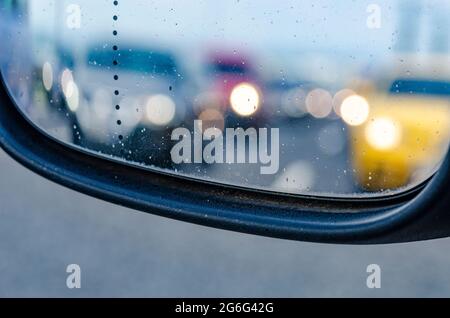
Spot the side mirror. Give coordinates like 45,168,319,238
1,0,450,244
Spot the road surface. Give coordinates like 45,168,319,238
1,149,450,297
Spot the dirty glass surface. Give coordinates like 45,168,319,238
1,0,449,197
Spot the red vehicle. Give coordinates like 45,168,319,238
195,51,265,127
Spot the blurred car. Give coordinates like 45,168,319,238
349,76,450,191
70,43,192,167
194,51,265,128
1,1,78,142
264,80,317,122
34,45,77,113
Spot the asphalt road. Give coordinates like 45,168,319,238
1,149,450,297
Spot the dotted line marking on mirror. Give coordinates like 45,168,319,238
112,0,123,144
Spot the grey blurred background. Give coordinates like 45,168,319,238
1,149,450,297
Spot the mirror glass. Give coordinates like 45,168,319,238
1,0,449,197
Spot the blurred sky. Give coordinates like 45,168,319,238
27,0,448,54
23,0,449,84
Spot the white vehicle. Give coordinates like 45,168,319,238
68,43,194,166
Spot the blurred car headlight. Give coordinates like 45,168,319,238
305,88,333,119
230,83,260,117
60,68,79,112
65,82,79,112
145,94,176,126
332,88,356,117
42,62,53,92
365,117,402,150
61,69,74,97
341,95,370,126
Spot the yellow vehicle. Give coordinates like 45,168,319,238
350,77,450,192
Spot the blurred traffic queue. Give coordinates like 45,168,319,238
345,56,450,191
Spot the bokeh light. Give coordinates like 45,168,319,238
365,117,402,150
230,83,260,117
341,95,370,126
305,88,333,119
145,94,176,126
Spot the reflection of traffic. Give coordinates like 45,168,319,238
67,44,194,167
350,64,450,191
1,0,449,195
32,45,450,193
0,0,33,108
196,52,264,126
